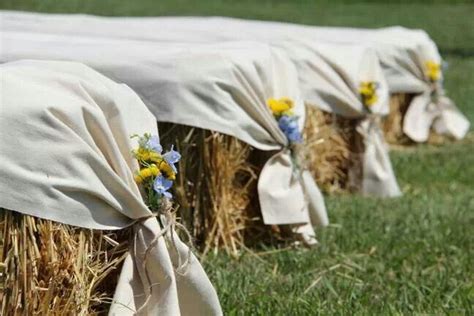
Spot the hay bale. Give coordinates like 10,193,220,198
383,93,452,146
0,209,129,314
159,123,288,256
158,105,371,254
0,123,295,313
163,106,366,204
303,105,364,194
382,93,414,145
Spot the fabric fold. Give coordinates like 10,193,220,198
300,169,329,227
110,218,222,315
257,150,309,225
432,96,470,140
358,117,402,197
404,90,470,142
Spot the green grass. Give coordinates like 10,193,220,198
444,56,474,122
2,0,473,314
204,137,474,314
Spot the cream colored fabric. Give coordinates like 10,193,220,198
3,11,465,141
0,60,222,315
305,26,470,142
280,41,401,197
358,117,401,197
0,31,329,234
0,11,400,198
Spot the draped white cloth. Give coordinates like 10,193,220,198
0,30,329,238
3,11,466,141
282,42,401,197
0,11,400,197
304,25,471,142
0,60,222,315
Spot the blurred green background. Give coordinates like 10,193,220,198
1,1,472,314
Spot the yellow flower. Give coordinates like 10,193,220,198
267,97,294,116
134,147,162,163
133,147,177,182
135,164,160,183
364,94,378,106
426,61,441,82
359,81,378,107
158,161,176,180
145,155,176,180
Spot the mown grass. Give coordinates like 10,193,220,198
2,0,473,314
204,133,474,314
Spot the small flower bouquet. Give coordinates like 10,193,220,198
425,60,443,101
132,133,181,211
359,81,379,111
425,60,441,83
267,97,303,145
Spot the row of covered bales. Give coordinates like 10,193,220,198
0,11,470,315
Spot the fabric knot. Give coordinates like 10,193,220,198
133,200,194,314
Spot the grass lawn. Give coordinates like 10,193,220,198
2,0,473,314
205,136,474,314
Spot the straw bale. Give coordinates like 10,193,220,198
159,124,256,256
382,93,414,145
0,209,129,315
159,108,367,255
303,105,364,194
159,123,302,256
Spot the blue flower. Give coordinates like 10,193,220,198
287,128,303,143
146,135,163,153
278,115,302,144
163,145,181,174
153,174,173,199
278,115,298,131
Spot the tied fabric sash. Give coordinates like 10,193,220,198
357,116,402,198
258,148,329,229
110,216,221,315
404,88,470,143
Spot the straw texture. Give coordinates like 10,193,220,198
383,93,414,145
159,123,312,256
303,105,364,194
159,123,264,256
0,209,129,315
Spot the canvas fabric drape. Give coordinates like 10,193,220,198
0,11,401,197
306,25,470,142
3,11,465,141
0,31,329,235
276,41,401,197
0,60,222,315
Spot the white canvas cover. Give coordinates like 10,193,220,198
0,60,222,315
300,25,471,143
0,11,400,198
2,11,466,142
0,31,329,238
